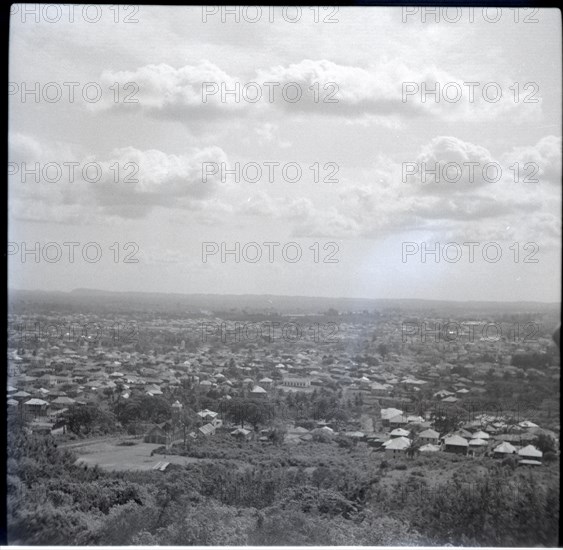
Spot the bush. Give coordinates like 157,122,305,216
502,456,518,470
394,463,407,471
544,451,557,463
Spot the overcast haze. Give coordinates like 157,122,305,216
8,6,562,302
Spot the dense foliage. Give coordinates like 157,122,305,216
7,427,559,546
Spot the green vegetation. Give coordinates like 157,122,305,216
7,426,559,546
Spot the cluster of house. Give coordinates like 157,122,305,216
6,310,559,450
368,407,549,466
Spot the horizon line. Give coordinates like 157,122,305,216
7,287,562,306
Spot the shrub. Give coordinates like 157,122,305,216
544,451,557,463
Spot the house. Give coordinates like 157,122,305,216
418,428,440,444
468,438,488,454
51,396,76,409
518,445,542,465
441,396,459,404
443,435,469,455
471,430,490,440
12,390,31,401
380,408,403,427
22,398,48,420
383,436,411,458
199,423,216,436
250,385,267,398
197,409,218,421
389,414,408,428
282,377,311,389
493,441,517,458
256,376,271,388
519,420,539,429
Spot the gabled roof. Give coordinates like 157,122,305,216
390,428,410,437
471,430,490,440
24,398,48,406
441,396,458,403
197,409,217,418
519,420,539,429
384,436,411,450
199,423,215,435
518,445,542,458
494,442,517,454
381,408,403,420
52,396,75,404
444,435,469,447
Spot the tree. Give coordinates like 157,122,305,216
269,423,287,446
534,433,557,454
179,409,199,449
64,405,115,435
377,343,389,360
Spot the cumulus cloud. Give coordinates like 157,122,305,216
90,59,541,128
8,134,232,222
273,135,560,245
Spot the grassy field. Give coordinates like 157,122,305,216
73,439,201,471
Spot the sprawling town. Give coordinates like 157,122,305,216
6,289,560,545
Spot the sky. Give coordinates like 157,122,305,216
8,6,562,302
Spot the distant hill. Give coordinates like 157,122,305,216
8,288,561,316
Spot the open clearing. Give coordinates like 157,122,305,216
73,439,201,471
